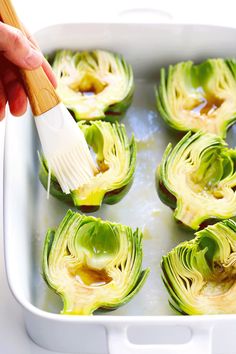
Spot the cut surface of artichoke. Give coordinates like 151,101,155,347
39,120,136,211
157,131,236,230
43,210,149,315
156,58,236,137
51,50,134,121
161,219,236,315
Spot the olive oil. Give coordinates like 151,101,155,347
74,265,112,287
191,88,223,116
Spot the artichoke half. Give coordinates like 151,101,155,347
51,50,134,121
162,219,236,315
156,58,236,137
157,131,236,230
43,210,149,315
39,121,136,212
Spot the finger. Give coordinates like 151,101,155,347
0,22,43,69
21,24,39,49
0,57,27,116
0,79,7,120
7,79,27,116
23,25,57,87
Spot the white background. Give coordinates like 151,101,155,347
1,0,236,353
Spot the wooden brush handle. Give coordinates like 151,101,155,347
0,0,60,116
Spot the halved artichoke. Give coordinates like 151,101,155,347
43,210,149,315
39,120,136,212
162,219,236,315
51,50,134,121
156,131,236,230
156,58,236,137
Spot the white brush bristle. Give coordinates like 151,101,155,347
35,103,98,194
48,144,97,194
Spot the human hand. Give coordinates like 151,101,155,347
0,22,57,120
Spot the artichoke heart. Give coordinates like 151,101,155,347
162,219,236,315
43,210,149,315
39,121,136,211
156,131,236,230
156,58,236,137
51,50,134,121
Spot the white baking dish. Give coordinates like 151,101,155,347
4,23,236,354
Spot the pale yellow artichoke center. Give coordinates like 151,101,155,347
69,73,107,96
185,88,224,118
68,264,112,287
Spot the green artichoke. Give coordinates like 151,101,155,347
156,131,236,230
43,210,149,315
162,219,236,315
156,58,236,137
51,50,134,121
39,120,136,212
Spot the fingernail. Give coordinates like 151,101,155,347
24,48,43,68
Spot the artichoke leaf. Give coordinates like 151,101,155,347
161,219,236,315
156,58,236,137
43,210,149,315
157,131,236,230
39,120,136,211
51,50,134,121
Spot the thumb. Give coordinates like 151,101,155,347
0,22,43,69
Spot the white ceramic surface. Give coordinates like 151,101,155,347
4,22,236,354
2,1,236,353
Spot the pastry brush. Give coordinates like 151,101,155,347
0,0,97,194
